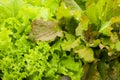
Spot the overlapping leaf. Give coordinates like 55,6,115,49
29,18,63,42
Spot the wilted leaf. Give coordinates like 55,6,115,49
29,18,63,42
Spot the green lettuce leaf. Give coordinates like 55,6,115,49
85,0,120,26
0,30,12,51
59,56,83,80
62,0,82,11
0,0,23,19
75,47,95,62
99,16,120,36
86,1,100,26
76,15,89,36
56,2,71,19
61,33,81,51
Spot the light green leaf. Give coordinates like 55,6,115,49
62,37,81,51
99,21,112,36
23,0,43,6
115,41,120,51
17,5,41,20
76,15,89,36
0,0,23,18
56,2,71,19
60,56,82,71
101,0,119,21
75,47,95,62
110,32,118,43
59,56,83,80
62,0,82,11
99,16,120,36
96,0,106,20
86,2,100,25
43,0,60,14
86,39,101,47
0,30,12,50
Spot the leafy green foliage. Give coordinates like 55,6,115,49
0,0,120,80
0,0,23,19
0,29,11,51
75,47,95,62
0,0,83,80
